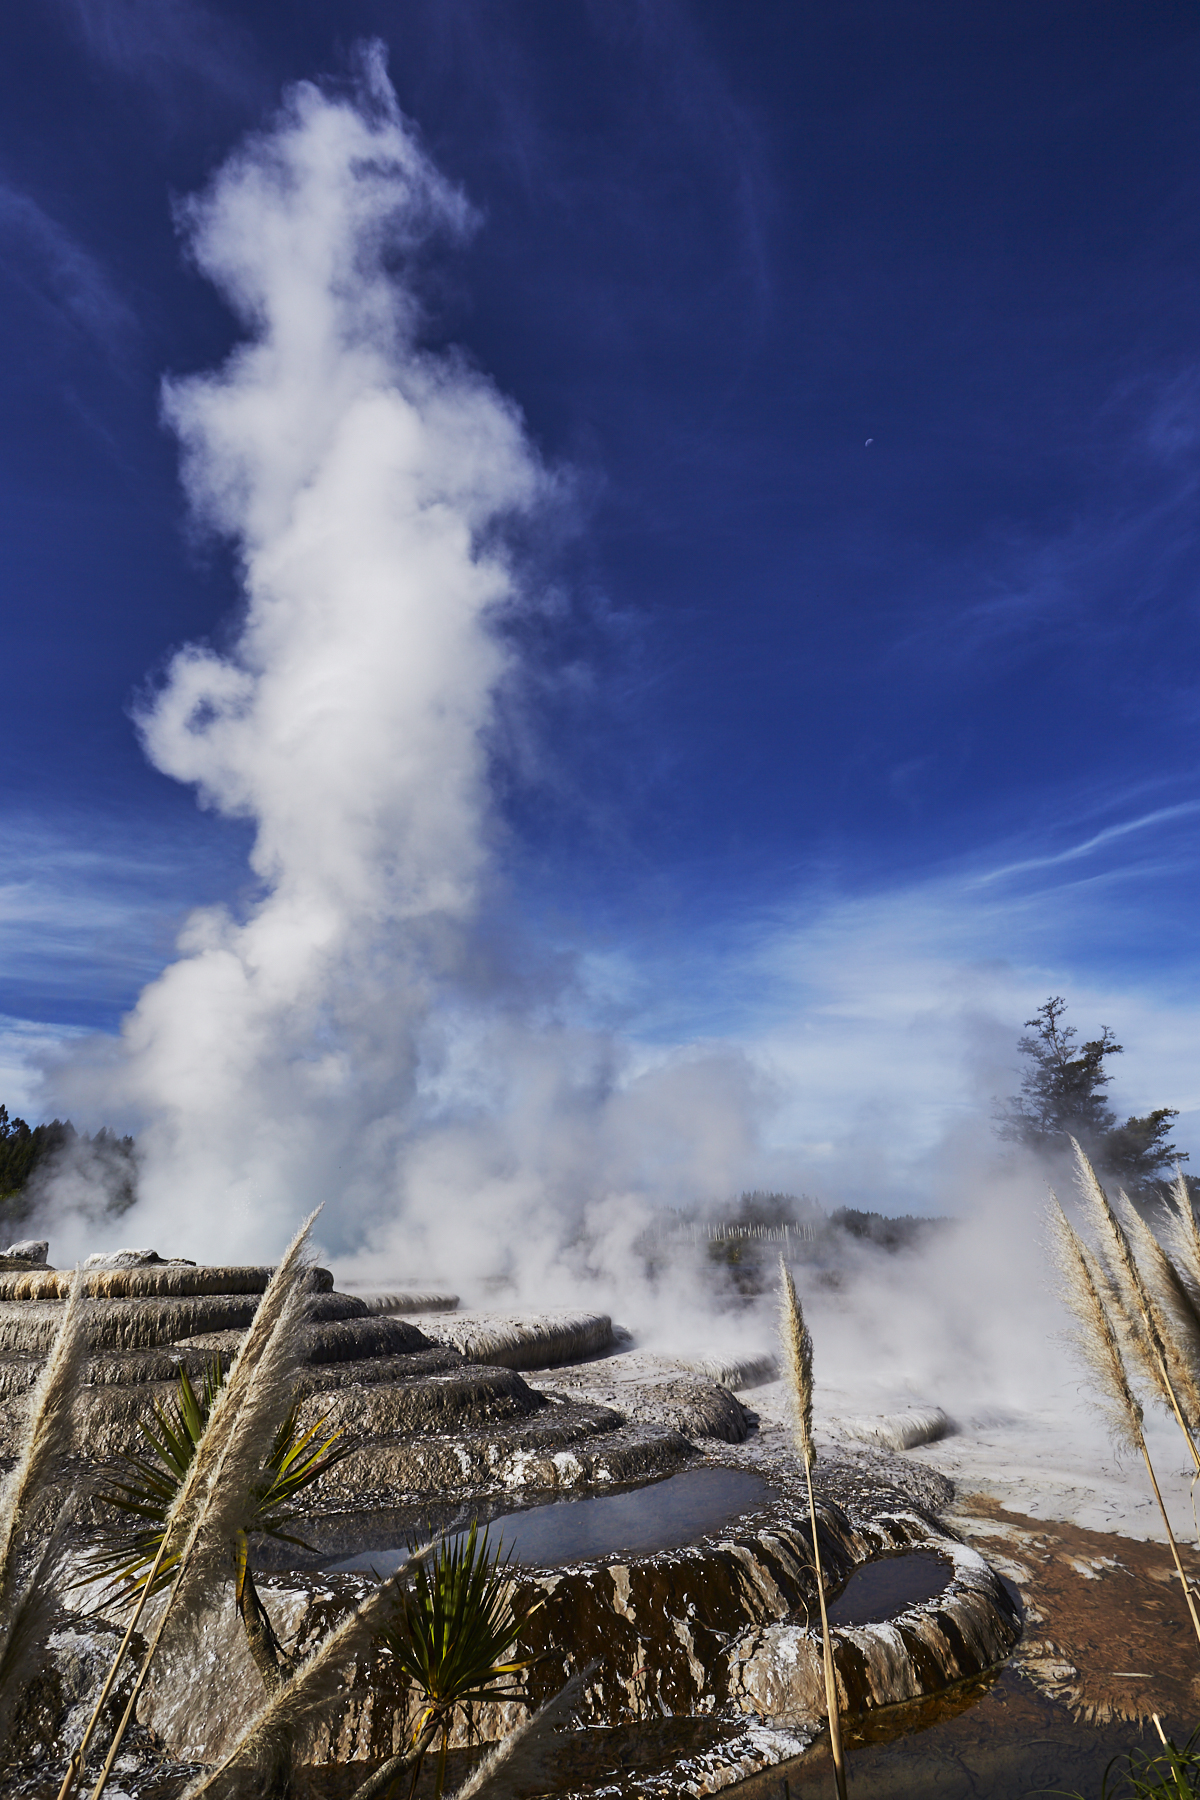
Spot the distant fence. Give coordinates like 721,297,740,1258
648,1220,818,1248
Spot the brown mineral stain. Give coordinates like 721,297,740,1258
951,1495,1200,1724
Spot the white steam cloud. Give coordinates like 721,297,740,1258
84,49,540,1259
39,46,776,1279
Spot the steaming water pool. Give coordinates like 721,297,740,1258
326,1465,774,1573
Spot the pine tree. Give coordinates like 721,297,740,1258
996,997,1188,1193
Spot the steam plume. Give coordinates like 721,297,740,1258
85,44,547,1261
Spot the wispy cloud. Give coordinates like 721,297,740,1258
0,182,137,354
594,0,774,313
973,799,1200,885
50,0,257,110
0,810,251,1025
556,788,1200,1216
0,1017,89,1120
886,353,1200,682
726,887,1200,1209
405,0,773,324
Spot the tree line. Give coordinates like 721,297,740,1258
0,1105,137,1233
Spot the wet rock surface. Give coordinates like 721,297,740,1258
535,1361,754,1444
731,1665,1189,1800
409,1311,616,1370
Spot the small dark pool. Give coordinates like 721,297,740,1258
826,1550,952,1626
327,1465,774,1576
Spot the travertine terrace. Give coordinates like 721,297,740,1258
0,1251,1022,1794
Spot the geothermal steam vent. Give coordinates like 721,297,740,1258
0,1253,1021,1790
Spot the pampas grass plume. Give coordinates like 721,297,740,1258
179,1548,430,1800
1164,1169,1200,1309
165,1210,319,1548
1113,1188,1200,1438
170,1270,315,1627
0,1277,88,1766
86,1214,322,1798
1050,1193,1200,1653
0,1271,87,1590
778,1257,815,1470
1069,1144,1190,1430
0,1496,79,1748
1050,1198,1144,1451
776,1258,847,1799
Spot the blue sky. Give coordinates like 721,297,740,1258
5,3,1200,1235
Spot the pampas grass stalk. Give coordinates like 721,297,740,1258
778,1258,848,1800
0,1498,79,1749
1071,1142,1200,1473
54,1533,173,1800
86,1212,320,1800
0,1275,88,1753
1165,1171,1200,1307
1114,1188,1200,1444
1050,1198,1200,1651
178,1547,430,1800
0,1272,87,1593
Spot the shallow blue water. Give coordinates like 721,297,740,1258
826,1550,951,1626
328,1464,774,1574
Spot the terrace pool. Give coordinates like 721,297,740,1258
327,1463,775,1574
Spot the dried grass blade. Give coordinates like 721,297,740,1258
449,1664,594,1800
